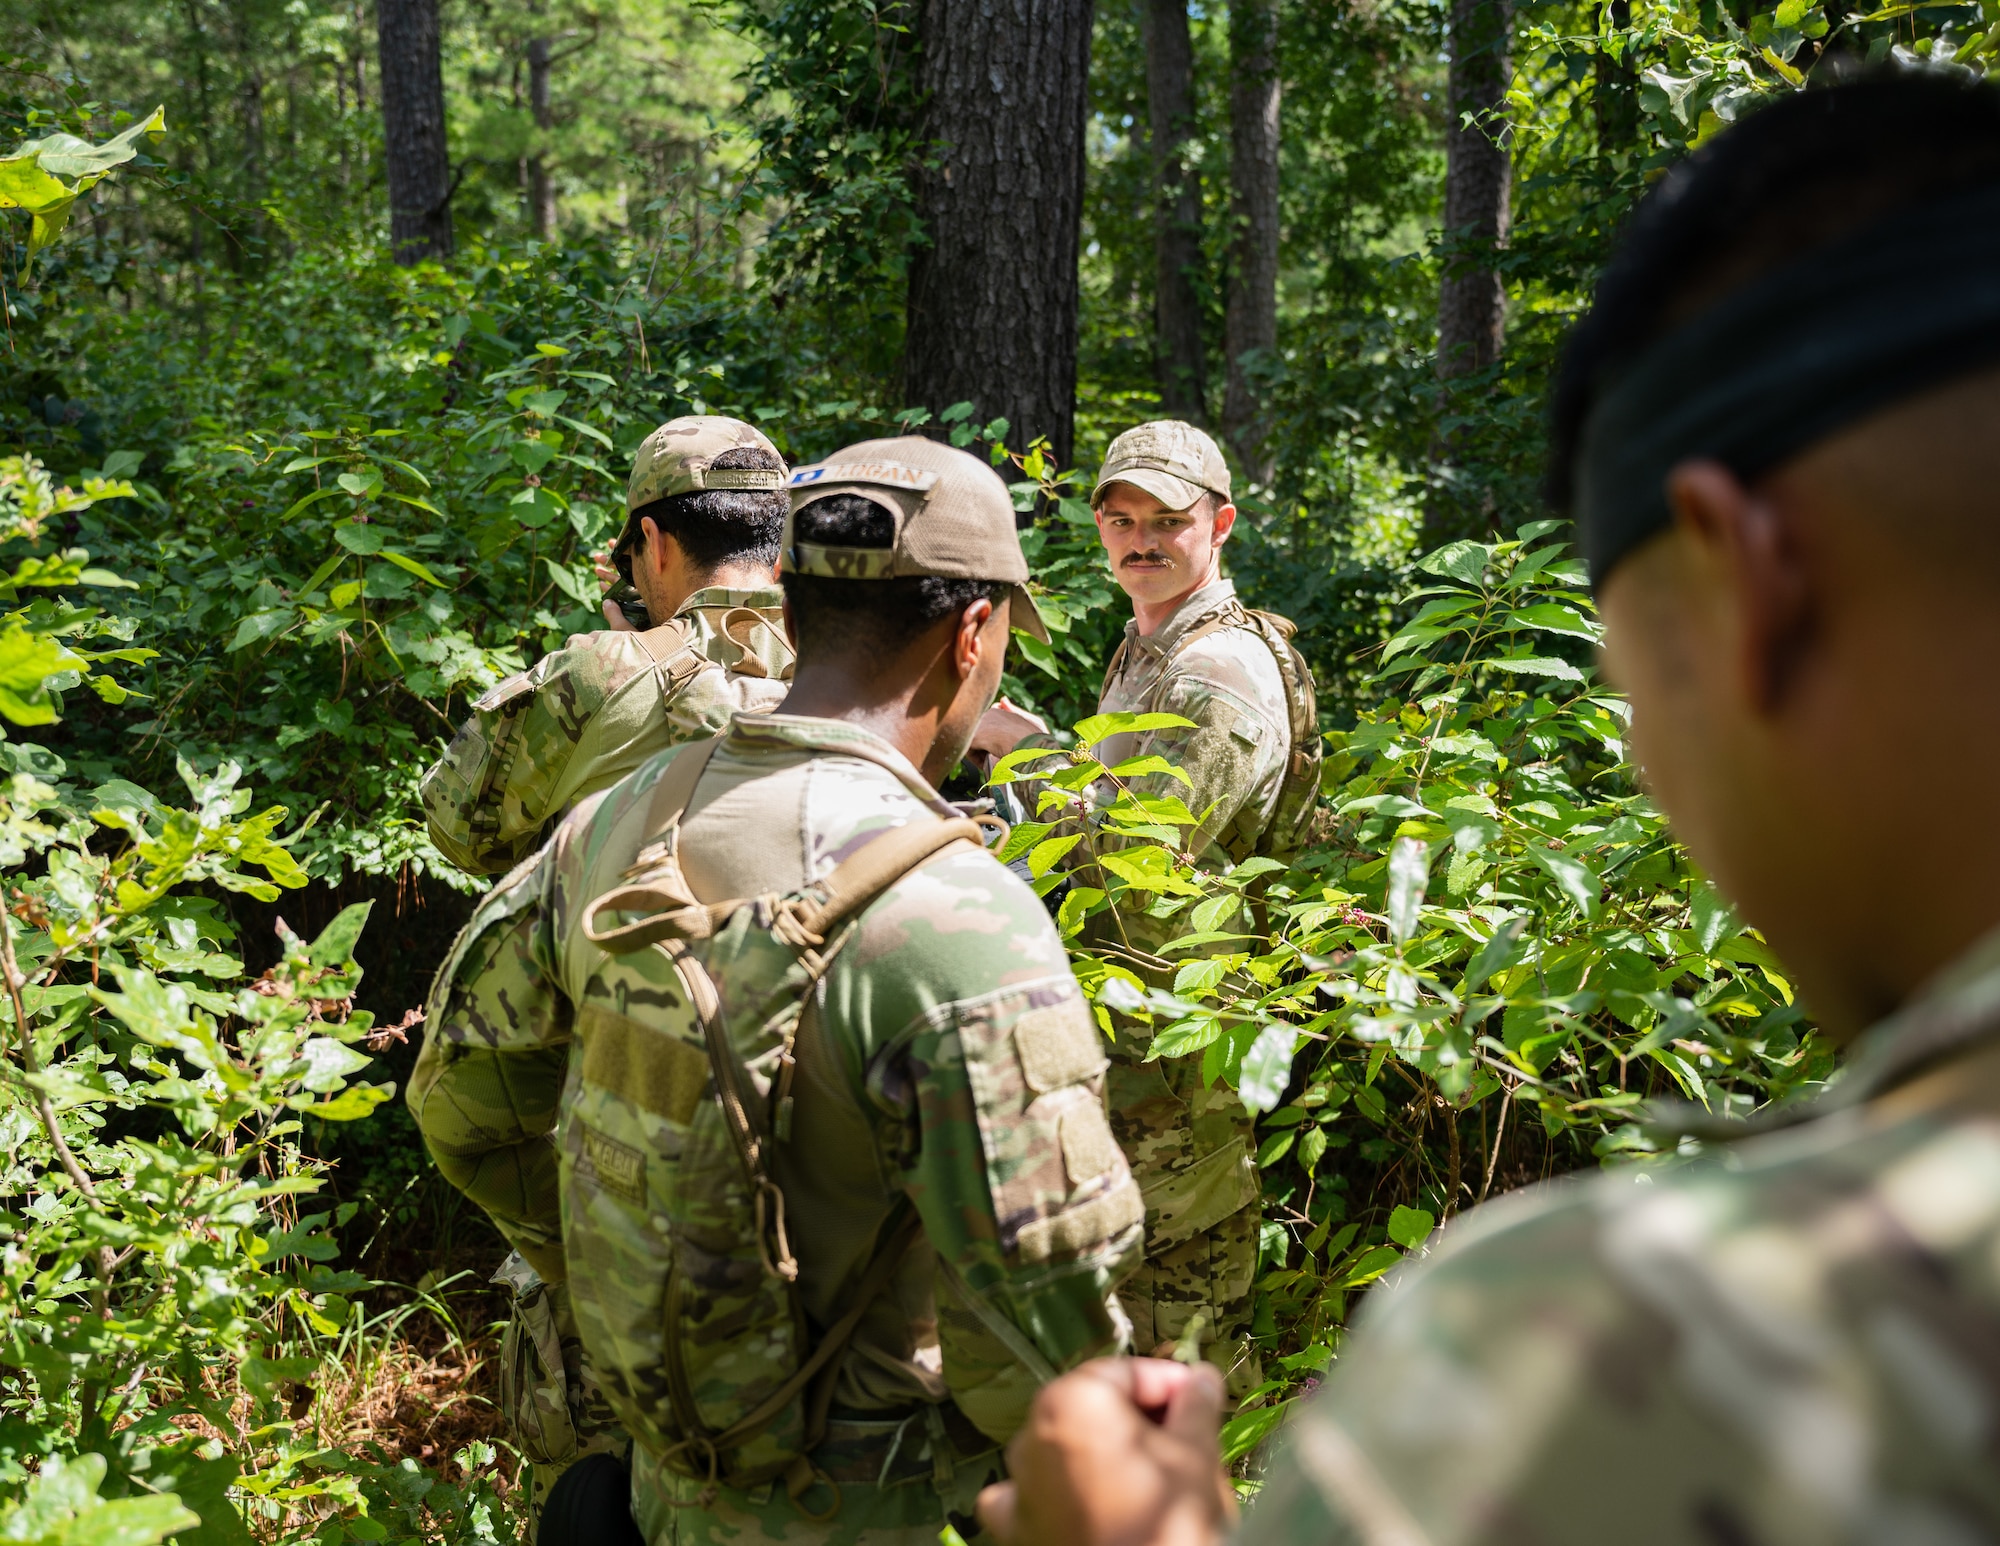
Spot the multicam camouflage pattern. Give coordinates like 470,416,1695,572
626,416,784,511
411,712,1142,1543
1244,934,2000,1546
1093,578,1294,871
785,543,901,579
633,1407,1003,1544
493,1250,629,1517
420,587,792,875
1072,579,1303,1387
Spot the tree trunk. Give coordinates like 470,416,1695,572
1144,0,1205,422
527,32,556,240
1594,0,1637,155
1436,0,1511,379
376,0,454,265
903,0,1095,470
1222,0,1280,484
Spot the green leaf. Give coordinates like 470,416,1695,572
1386,836,1429,943
989,745,1066,784
1239,1022,1299,1115
512,438,559,475
523,389,569,418
333,523,384,555
380,549,446,586
336,470,381,499
1529,845,1601,919
1106,754,1192,787
1387,1204,1436,1249
1339,1243,1404,1288
275,486,344,522
1415,540,1492,585
0,622,77,723
1489,654,1585,683
1073,711,1196,749
1027,833,1083,877
226,608,291,654
1691,881,1739,953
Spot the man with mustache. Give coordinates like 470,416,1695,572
973,422,1321,1399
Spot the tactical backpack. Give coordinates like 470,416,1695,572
1099,599,1322,861
572,737,1002,1514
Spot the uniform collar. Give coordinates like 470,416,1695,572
677,584,785,615
720,711,954,814
1125,577,1237,657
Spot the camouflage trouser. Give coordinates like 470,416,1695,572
494,1252,631,1525
630,1405,1002,1546
1104,1039,1264,1398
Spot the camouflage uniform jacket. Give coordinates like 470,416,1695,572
420,585,792,874
1093,578,1294,870
409,713,1143,1491
1244,931,2000,1545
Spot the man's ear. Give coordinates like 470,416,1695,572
639,516,676,580
1210,501,1237,547
952,596,998,681
1664,459,1813,716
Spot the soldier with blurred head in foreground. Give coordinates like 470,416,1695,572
978,73,2000,1546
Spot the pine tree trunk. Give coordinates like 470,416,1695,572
1436,0,1511,379
1145,0,1205,423
903,0,1096,470
1594,0,1637,154
376,0,454,265
1222,0,1280,484
527,32,556,239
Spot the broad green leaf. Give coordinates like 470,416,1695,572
989,745,1066,785
336,470,381,499
1027,833,1083,877
1504,603,1598,640
523,389,569,417
1073,711,1195,749
0,622,77,723
1415,540,1492,585
512,438,558,475
1528,845,1601,919
1490,654,1585,683
308,901,374,968
1106,754,1192,787
333,523,384,555
226,609,291,654
380,549,445,586
1239,1022,1299,1115
1387,1204,1436,1249
1691,880,1739,953
1386,836,1429,943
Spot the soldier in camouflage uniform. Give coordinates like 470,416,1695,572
422,415,794,877
975,74,2000,1546
973,422,1319,1395
411,436,1143,1544
420,415,794,1521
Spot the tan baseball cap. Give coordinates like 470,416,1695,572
1091,419,1232,511
626,415,787,512
782,435,1048,641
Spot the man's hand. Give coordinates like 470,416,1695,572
971,697,1050,759
978,1359,1235,1546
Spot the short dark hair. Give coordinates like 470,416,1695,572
617,446,787,579
782,493,1005,658
1549,72,2000,509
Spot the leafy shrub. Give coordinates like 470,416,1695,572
0,457,514,1543
997,518,1833,1454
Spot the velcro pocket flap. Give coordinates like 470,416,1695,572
1013,1004,1108,1094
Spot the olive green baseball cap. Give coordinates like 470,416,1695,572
782,435,1048,641
1091,419,1232,511
626,415,787,512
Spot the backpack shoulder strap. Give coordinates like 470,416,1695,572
633,614,708,695
1099,635,1132,704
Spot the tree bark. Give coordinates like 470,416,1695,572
1144,0,1205,422
1436,0,1511,378
1222,0,1280,483
377,0,454,265
1594,0,1638,155
527,31,556,240
903,0,1096,470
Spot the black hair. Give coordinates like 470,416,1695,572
1548,72,2000,508
617,445,787,580
781,493,1006,658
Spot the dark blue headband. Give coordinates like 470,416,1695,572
1574,180,2000,587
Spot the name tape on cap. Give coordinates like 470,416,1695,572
789,460,940,493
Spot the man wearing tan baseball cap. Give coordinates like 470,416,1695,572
421,432,1140,1543
422,413,797,881
973,418,1322,1399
